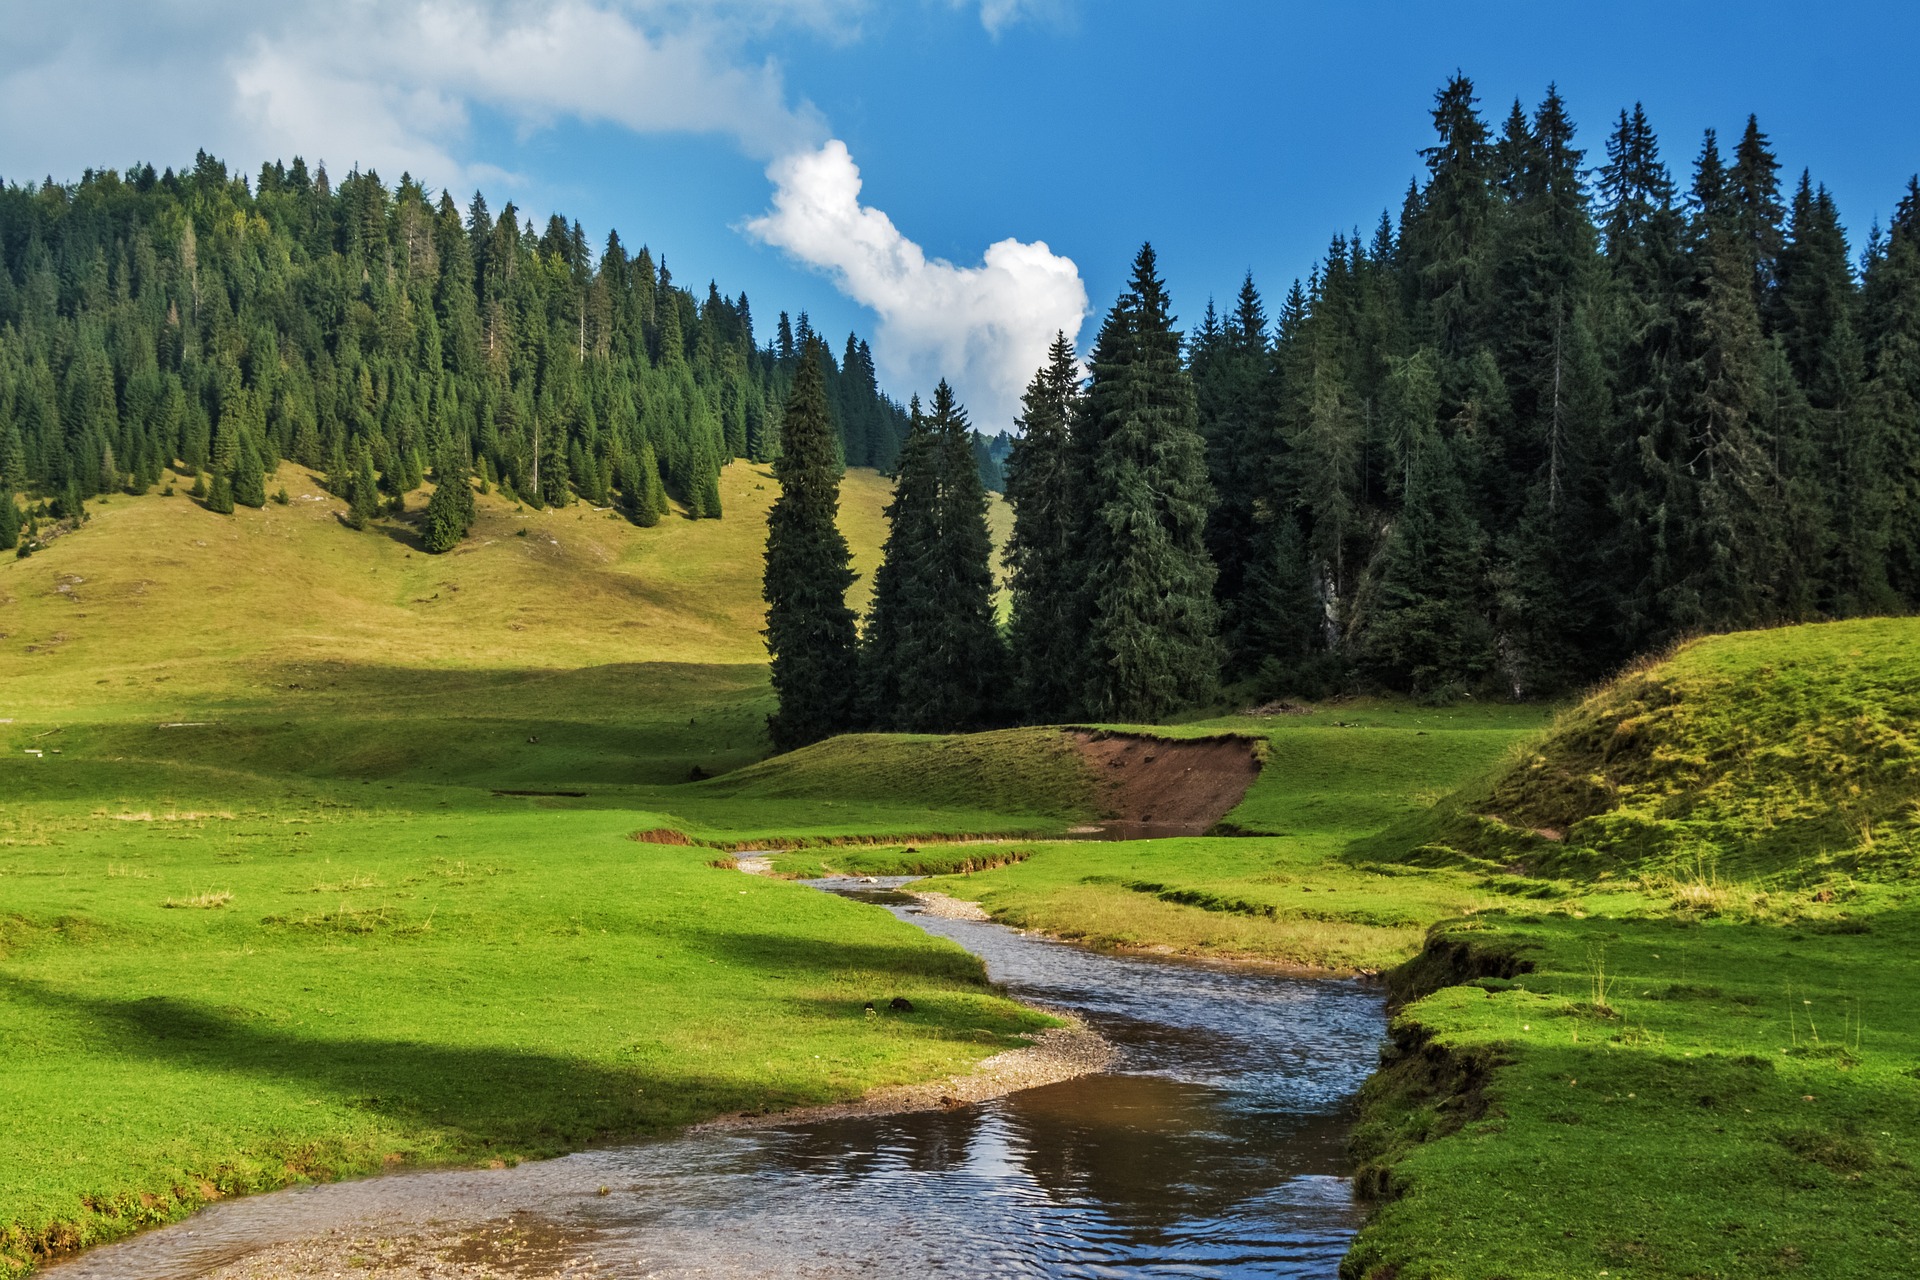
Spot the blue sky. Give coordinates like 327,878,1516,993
4,0,1917,428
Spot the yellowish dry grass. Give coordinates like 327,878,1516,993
0,461,999,729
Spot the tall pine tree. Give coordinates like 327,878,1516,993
1004,334,1086,720
1080,245,1221,720
763,337,860,751
865,383,1005,731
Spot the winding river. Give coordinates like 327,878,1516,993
47,879,1387,1279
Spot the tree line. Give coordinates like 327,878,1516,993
765,76,1920,744
0,151,928,553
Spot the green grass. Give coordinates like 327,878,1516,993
0,464,1059,1276
14,465,1919,1280
1337,619,1920,1279
788,703,1553,972
1344,893,1920,1279
0,776,1056,1269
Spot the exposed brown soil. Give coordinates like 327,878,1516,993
1072,731,1262,835
626,827,692,845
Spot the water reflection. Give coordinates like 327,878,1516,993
49,884,1386,1280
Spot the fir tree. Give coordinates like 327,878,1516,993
1362,350,1493,697
1192,274,1273,669
864,382,1004,732
764,337,860,751
0,482,19,551
1004,333,1086,720
862,396,929,725
206,473,235,515
1080,245,1221,720
346,454,380,530
1867,179,1920,598
231,432,267,508
422,452,476,553
617,444,664,527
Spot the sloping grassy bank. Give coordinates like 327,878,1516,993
1342,618,1920,1279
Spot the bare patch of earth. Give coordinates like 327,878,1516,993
1072,730,1260,833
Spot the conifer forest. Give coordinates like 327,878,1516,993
0,151,916,537
5,78,1919,735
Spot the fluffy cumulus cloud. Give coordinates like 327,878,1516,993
0,0,1078,417
748,142,1086,429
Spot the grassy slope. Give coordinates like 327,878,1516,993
778,703,1554,972
0,465,1062,1274
1342,619,1920,1280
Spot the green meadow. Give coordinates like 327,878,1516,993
0,465,1067,1273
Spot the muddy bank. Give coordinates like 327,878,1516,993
1072,730,1262,835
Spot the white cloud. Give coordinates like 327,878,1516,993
747,141,1087,430
0,0,834,188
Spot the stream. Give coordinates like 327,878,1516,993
47,879,1387,1279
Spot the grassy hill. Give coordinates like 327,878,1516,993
1340,621,1920,1280
1378,617,1920,886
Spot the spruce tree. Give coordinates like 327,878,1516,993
1866,180,1920,600
617,445,663,528
864,384,1004,731
1192,274,1273,670
422,452,476,553
231,433,267,508
1778,176,1889,613
1363,350,1493,697
1657,141,1795,635
1004,334,1086,721
862,397,930,725
0,482,19,551
1081,245,1221,720
346,454,380,530
206,473,236,515
763,337,860,751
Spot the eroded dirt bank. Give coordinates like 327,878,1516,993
1071,730,1261,835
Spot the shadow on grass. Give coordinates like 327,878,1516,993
671,923,994,992
0,973,780,1150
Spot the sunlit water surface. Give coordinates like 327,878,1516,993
49,880,1386,1279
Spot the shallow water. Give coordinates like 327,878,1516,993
48,881,1387,1279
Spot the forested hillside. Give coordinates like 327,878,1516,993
0,152,916,528
1174,78,1920,699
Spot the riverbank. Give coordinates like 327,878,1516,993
41,874,1384,1280
0,785,1071,1276
862,621,1920,1279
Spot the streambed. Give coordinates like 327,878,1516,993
47,880,1387,1279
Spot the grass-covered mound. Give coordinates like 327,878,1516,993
1343,619,1920,1280
685,728,1100,844
1390,617,1920,885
